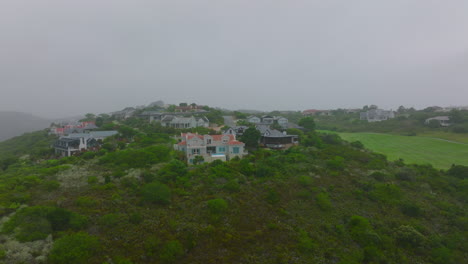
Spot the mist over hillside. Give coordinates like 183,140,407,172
0,111,51,142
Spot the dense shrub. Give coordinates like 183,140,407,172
100,145,171,169
400,202,423,217
327,156,345,171
2,206,87,242
141,182,172,204
207,198,228,215
368,183,402,205
447,164,468,179
159,240,184,263
99,213,122,227
297,229,316,253
48,232,100,264
315,192,332,211
348,215,380,246
157,160,188,183
394,225,426,249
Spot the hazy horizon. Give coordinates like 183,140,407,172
1,1,467,118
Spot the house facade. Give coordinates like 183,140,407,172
360,109,395,122
256,125,299,149
247,116,261,124
247,115,289,128
161,115,209,129
223,126,249,137
174,133,246,164
425,116,451,127
54,131,118,157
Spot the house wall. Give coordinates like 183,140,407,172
248,117,261,123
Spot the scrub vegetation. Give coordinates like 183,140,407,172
0,116,466,264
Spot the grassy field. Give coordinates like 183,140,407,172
417,131,468,144
320,131,468,169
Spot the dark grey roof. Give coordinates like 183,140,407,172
161,115,175,122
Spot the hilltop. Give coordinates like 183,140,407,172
0,114,466,264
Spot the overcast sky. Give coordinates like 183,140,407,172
1,0,467,118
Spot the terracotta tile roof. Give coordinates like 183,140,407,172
210,134,234,141
177,141,187,146
228,140,244,145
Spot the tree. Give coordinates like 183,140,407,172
166,105,176,112
95,117,104,127
193,155,204,165
397,105,406,114
449,109,464,124
118,126,137,140
80,113,96,122
240,127,261,148
298,117,316,131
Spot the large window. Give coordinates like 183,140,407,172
218,147,225,153
192,148,200,154
233,147,239,154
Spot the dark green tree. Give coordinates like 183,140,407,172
240,127,261,148
298,117,316,131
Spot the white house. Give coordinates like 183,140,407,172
425,116,451,127
161,115,209,129
360,109,395,122
247,115,262,124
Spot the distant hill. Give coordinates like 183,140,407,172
0,111,51,142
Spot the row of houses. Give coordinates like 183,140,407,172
175,123,300,164
246,115,289,128
139,111,210,128
50,121,98,136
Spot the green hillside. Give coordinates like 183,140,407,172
0,122,466,264
328,132,468,169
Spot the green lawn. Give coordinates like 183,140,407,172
322,131,468,169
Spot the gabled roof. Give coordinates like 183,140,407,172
227,140,244,145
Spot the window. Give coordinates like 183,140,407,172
233,147,239,154
218,147,225,153
207,139,212,144
192,149,200,154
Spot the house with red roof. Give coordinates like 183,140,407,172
174,132,247,164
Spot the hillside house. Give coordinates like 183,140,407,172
247,116,261,124
360,109,395,122
174,133,247,164
161,115,209,129
223,126,249,137
54,131,118,157
425,116,451,127
256,125,299,149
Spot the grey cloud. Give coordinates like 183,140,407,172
1,0,467,118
